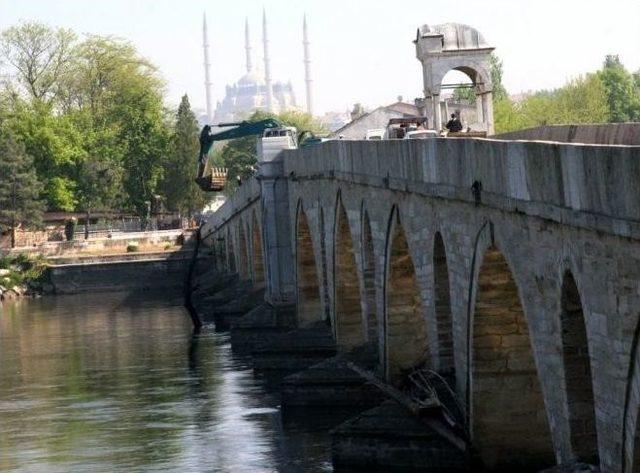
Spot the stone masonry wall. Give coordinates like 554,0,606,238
203,137,640,471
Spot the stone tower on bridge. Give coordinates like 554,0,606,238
414,23,495,134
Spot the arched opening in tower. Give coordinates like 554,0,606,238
433,232,455,375
362,211,378,344
472,246,554,470
560,270,599,464
251,213,265,287
238,223,250,280
296,208,323,327
385,210,427,382
335,201,364,349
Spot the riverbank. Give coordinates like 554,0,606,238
0,229,202,301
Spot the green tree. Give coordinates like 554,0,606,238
494,72,609,134
0,21,75,103
489,54,507,101
0,127,43,247
164,94,206,216
554,74,609,124
63,35,169,216
5,99,85,210
597,54,640,122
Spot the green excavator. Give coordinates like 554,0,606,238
195,118,298,192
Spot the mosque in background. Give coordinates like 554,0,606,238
202,12,313,124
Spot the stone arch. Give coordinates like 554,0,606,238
251,212,265,287
361,207,378,343
296,202,323,327
433,231,455,375
434,62,492,95
471,244,554,470
560,270,599,464
334,194,364,349
238,222,250,280
384,206,427,382
226,228,236,273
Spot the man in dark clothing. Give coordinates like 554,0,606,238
445,114,463,133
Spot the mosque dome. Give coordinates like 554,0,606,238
237,68,266,87
210,16,300,123
416,23,490,51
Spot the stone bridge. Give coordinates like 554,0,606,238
201,136,640,472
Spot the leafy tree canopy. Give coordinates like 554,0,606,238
0,126,43,247
163,94,207,216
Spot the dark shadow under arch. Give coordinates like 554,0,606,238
433,232,455,375
334,200,364,349
319,207,331,324
472,245,554,471
362,210,378,343
385,208,427,382
251,213,265,287
296,206,323,327
226,229,236,273
561,270,598,464
238,223,250,280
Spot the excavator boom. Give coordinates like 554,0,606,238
196,118,284,191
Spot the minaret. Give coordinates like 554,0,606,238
244,17,252,74
303,15,313,116
202,12,213,122
262,9,274,112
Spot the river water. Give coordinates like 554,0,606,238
0,292,334,472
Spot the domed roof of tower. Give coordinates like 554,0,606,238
416,23,490,51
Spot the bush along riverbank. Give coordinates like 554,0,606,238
0,254,52,302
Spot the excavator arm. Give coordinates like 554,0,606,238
196,118,283,191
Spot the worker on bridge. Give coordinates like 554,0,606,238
445,114,463,133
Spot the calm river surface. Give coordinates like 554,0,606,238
0,292,333,472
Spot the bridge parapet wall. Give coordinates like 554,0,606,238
283,138,640,239
202,176,261,238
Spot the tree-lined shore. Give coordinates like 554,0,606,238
0,21,326,244
0,21,638,244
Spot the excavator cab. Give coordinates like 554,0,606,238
195,119,296,192
258,126,298,162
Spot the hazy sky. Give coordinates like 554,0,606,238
1,0,639,115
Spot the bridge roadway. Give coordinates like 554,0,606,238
201,136,640,472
